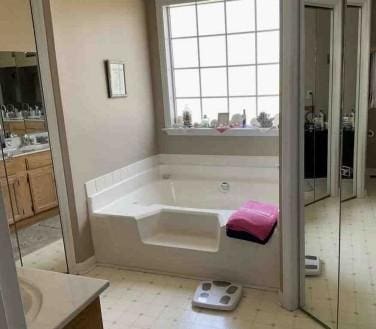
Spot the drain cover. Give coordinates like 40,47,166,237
192,280,242,311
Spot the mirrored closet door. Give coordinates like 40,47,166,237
339,1,374,328
302,1,342,328
301,0,374,328
341,5,361,201
304,5,333,205
0,0,68,273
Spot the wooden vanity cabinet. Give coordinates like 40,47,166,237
25,120,47,134
0,159,33,224
1,176,23,224
63,298,104,329
13,172,34,219
28,166,58,214
3,121,26,136
3,120,47,136
0,150,58,225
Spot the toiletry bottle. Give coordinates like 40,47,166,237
242,109,246,128
202,114,209,128
319,110,325,129
183,105,192,127
350,110,355,129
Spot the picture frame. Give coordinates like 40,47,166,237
105,60,127,98
217,112,230,127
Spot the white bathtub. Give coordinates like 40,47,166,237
86,155,280,288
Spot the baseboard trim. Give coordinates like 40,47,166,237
95,262,279,292
73,256,97,275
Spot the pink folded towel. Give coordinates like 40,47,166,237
227,201,279,242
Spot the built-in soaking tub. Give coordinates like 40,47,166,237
86,155,280,288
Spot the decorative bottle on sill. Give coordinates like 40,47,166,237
183,105,192,128
242,109,247,128
201,114,210,128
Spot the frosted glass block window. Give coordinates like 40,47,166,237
165,0,280,124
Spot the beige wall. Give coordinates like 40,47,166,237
0,0,36,52
48,0,157,261
145,1,278,156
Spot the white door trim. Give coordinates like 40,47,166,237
29,0,78,273
280,0,303,311
347,0,372,198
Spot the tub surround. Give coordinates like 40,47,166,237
86,154,280,289
85,154,279,196
18,267,108,329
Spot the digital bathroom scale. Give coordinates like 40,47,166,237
305,255,321,276
192,280,242,311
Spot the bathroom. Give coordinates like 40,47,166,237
0,0,375,329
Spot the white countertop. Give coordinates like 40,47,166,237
3,118,46,122
17,267,109,329
12,146,51,158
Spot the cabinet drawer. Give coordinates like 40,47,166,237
0,157,27,177
5,121,26,136
25,120,46,133
26,151,52,170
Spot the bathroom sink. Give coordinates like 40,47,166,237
19,278,42,323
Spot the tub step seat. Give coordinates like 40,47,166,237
142,232,219,252
137,210,220,253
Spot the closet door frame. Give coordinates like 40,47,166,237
345,0,371,198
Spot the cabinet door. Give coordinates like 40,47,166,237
0,174,33,223
0,176,20,224
28,166,58,214
14,172,34,220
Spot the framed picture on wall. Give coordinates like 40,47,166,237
105,60,127,98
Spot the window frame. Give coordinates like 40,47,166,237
156,0,280,129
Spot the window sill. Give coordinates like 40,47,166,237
162,127,279,137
